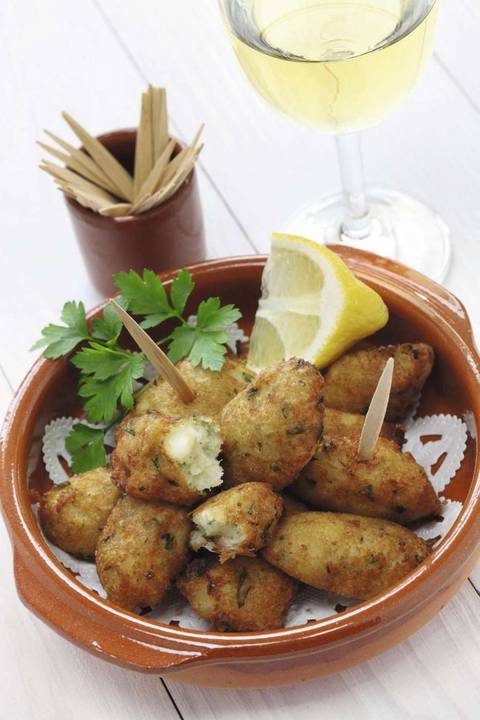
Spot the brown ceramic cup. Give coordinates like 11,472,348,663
65,129,205,296
1,247,480,688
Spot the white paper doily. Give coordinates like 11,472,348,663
403,414,467,493
148,589,209,629
463,411,477,440
415,498,463,543
42,417,75,484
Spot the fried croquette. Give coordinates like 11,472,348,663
134,357,255,418
111,413,222,505
39,467,120,559
190,482,284,562
324,343,434,421
177,556,297,631
324,408,403,444
220,358,324,491
96,496,191,610
263,511,430,600
292,435,440,523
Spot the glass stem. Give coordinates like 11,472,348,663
335,132,372,240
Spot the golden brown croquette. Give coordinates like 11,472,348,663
134,357,255,419
324,343,434,421
111,413,222,505
39,467,120,560
190,482,284,562
177,556,296,631
220,358,324,491
291,434,440,523
263,511,430,600
96,496,191,610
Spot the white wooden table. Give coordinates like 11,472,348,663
1,1,480,717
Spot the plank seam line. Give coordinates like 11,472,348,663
0,362,14,393
434,52,480,118
91,0,258,254
161,679,185,720
468,577,480,599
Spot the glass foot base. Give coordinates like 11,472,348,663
282,188,452,282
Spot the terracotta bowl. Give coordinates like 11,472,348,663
1,247,480,688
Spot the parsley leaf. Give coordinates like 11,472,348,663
170,268,195,315
167,324,230,371
91,303,123,344
74,346,145,423
114,269,175,326
114,268,195,329
65,423,107,474
72,343,143,380
79,368,140,423
166,297,241,370
189,331,229,371
167,325,197,364
31,301,90,358
196,297,241,330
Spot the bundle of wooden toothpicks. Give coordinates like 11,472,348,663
38,86,204,217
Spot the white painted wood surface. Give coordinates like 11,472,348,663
1,0,479,717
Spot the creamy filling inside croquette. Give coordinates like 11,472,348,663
190,507,245,552
164,417,223,492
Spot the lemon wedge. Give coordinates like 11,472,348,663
247,233,389,371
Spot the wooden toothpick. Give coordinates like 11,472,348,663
358,357,394,460
44,129,118,189
40,161,118,205
133,90,154,199
152,86,168,161
62,112,134,201
99,203,133,217
37,139,118,195
110,300,196,404
131,137,175,209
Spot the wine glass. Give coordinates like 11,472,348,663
218,0,450,281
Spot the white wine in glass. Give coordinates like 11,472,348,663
219,0,450,281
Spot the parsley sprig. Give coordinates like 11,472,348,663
33,268,242,473
115,268,241,370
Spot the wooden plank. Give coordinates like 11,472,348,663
166,582,480,719
469,564,480,591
